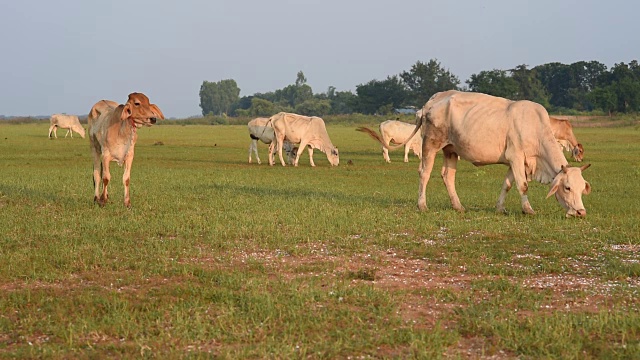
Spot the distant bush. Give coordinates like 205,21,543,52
1,117,48,125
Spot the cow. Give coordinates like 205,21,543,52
359,90,591,217
247,117,297,165
549,116,584,162
357,118,422,163
48,114,85,139
88,93,164,208
268,112,339,167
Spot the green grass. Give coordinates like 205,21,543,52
0,122,639,358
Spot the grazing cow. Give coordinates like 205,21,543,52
48,114,85,139
268,112,339,167
357,118,422,163
549,116,584,162
88,93,164,208
247,117,297,165
361,91,591,217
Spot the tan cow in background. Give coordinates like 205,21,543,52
549,116,584,162
48,114,85,139
88,93,164,208
268,112,339,167
362,91,591,217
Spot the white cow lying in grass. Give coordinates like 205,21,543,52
248,117,296,165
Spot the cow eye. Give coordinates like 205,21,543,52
564,186,571,191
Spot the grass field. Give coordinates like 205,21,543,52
1,122,639,358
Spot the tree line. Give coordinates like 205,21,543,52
199,59,640,117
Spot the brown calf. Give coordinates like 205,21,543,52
88,93,164,207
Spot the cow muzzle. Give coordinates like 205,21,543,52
566,208,587,218
150,118,157,125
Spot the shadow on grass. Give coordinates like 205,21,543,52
202,182,409,208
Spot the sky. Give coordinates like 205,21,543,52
0,0,638,118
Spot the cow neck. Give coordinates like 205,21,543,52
116,118,137,159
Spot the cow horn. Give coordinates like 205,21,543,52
561,165,568,173
580,163,591,172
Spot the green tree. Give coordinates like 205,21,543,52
400,59,460,106
534,61,608,111
509,64,550,107
294,99,331,116
466,69,518,98
199,79,240,116
608,62,640,112
326,87,357,114
295,71,307,87
355,76,407,114
588,86,617,115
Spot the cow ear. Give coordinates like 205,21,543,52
546,183,559,199
580,163,591,172
583,181,591,195
120,103,132,121
150,104,165,119
546,175,562,199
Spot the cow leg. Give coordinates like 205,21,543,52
417,142,439,211
276,135,287,167
122,153,134,208
381,133,391,163
249,139,260,164
255,140,263,164
293,140,308,167
99,156,112,206
509,161,535,214
91,148,102,204
268,139,275,166
403,144,410,163
65,129,72,138
496,168,515,213
48,125,56,138
307,146,315,167
441,145,464,212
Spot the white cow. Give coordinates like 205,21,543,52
358,119,422,163
48,114,85,139
361,91,592,217
247,117,297,165
268,112,339,167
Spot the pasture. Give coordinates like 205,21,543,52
1,122,639,358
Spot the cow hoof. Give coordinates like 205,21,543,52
417,203,428,212
453,206,466,213
522,208,535,215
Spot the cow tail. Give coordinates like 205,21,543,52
356,126,420,151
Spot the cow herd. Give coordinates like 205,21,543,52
49,91,590,217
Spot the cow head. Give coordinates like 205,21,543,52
73,124,86,138
327,147,339,166
546,164,591,218
572,143,584,162
120,92,165,128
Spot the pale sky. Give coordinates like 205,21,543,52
0,0,637,118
